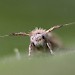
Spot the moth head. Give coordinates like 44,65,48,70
30,33,45,46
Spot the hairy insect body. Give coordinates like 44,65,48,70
11,25,63,56
30,34,46,50
28,28,61,56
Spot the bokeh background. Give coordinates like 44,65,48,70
0,0,75,57
0,0,75,75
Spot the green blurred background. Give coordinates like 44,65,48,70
0,0,75,56
0,0,75,75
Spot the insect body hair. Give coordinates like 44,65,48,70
28,28,62,56
30,27,46,36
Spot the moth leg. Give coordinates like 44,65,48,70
28,43,35,56
47,43,54,55
28,44,31,56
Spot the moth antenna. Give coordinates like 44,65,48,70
0,32,30,38
0,35,9,38
46,25,62,33
9,32,30,36
46,22,75,33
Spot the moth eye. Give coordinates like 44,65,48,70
42,35,45,39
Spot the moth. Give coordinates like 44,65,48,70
0,22,74,56
11,25,63,56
